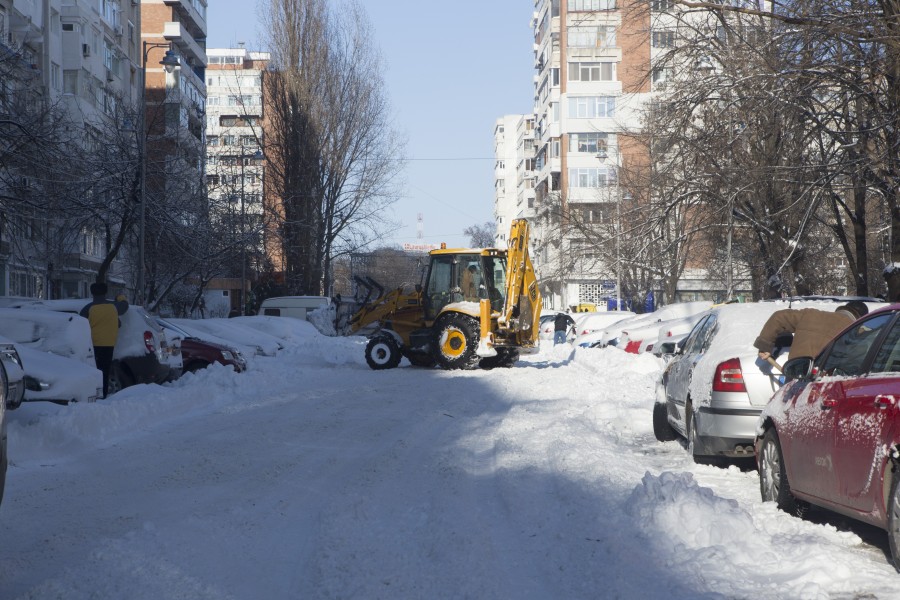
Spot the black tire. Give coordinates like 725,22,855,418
758,427,808,517
107,363,133,396
888,470,900,572
653,402,678,442
365,335,402,370
479,348,519,370
433,313,481,370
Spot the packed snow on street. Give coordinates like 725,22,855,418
2,317,900,599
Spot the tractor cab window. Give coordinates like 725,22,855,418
460,256,483,301
483,256,508,311
424,255,455,320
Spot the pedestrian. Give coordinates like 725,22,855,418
553,311,575,345
753,300,869,362
80,282,129,398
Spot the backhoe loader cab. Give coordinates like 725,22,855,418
348,219,541,371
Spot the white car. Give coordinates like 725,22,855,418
571,311,635,345
651,313,708,358
10,300,181,393
594,301,713,349
653,299,886,463
17,345,103,405
619,303,713,354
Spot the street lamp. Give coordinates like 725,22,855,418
596,148,621,311
138,43,179,305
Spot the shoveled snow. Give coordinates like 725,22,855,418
1,321,899,599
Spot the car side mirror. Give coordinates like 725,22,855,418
675,338,687,355
782,357,814,381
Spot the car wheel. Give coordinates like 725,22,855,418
758,427,808,517
653,402,678,442
433,313,480,370
365,334,402,370
888,473,900,572
107,364,133,396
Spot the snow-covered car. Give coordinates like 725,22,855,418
571,311,636,346
18,345,103,405
169,318,282,357
755,304,900,569
619,302,712,354
588,302,711,349
10,299,179,394
0,353,8,506
650,312,708,358
0,339,25,410
157,318,247,373
653,299,884,463
539,311,562,341
0,308,96,365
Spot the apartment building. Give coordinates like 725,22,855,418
519,0,653,311
205,46,268,314
0,0,142,299
493,114,537,248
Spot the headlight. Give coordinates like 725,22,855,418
221,351,234,361
2,348,23,370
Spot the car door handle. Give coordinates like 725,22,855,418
875,395,897,409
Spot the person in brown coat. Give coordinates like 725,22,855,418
753,300,869,362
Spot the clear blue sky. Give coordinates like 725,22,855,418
205,1,535,248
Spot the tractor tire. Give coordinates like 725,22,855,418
365,335,403,370
479,348,519,370
433,313,481,370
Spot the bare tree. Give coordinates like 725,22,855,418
262,0,403,297
464,222,495,248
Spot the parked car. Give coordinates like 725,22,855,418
258,296,331,321
539,311,562,341
18,345,103,405
652,300,878,463
0,355,9,506
619,302,713,354
651,312,708,359
0,338,26,410
571,311,636,345
755,304,900,569
169,318,282,357
11,299,180,394
156,318,246,373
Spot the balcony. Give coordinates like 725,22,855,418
163,0,207,34
163,21,207,65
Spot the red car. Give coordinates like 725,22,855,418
157,319,247,373
755,304,900,569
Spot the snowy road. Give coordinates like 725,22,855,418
2,326,900,599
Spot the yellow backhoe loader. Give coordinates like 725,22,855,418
347,219,542,370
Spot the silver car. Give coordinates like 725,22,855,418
652,300,874,463
0,351,10,506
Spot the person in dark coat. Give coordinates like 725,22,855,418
80,282,129,398
753,300,869,362
553,312,576,345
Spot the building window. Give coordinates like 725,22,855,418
568,26,617,49
652,30,676,48
568,96,616,118
568,167,616,188
569,132,608,154
569,0,616,9
568,62,615,82
651,0,673,10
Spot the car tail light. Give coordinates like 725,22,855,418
713,358,746,392
624,340,641,354
665,330,673,337
143,331,156,353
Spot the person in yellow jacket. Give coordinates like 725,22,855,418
80,282,129,398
